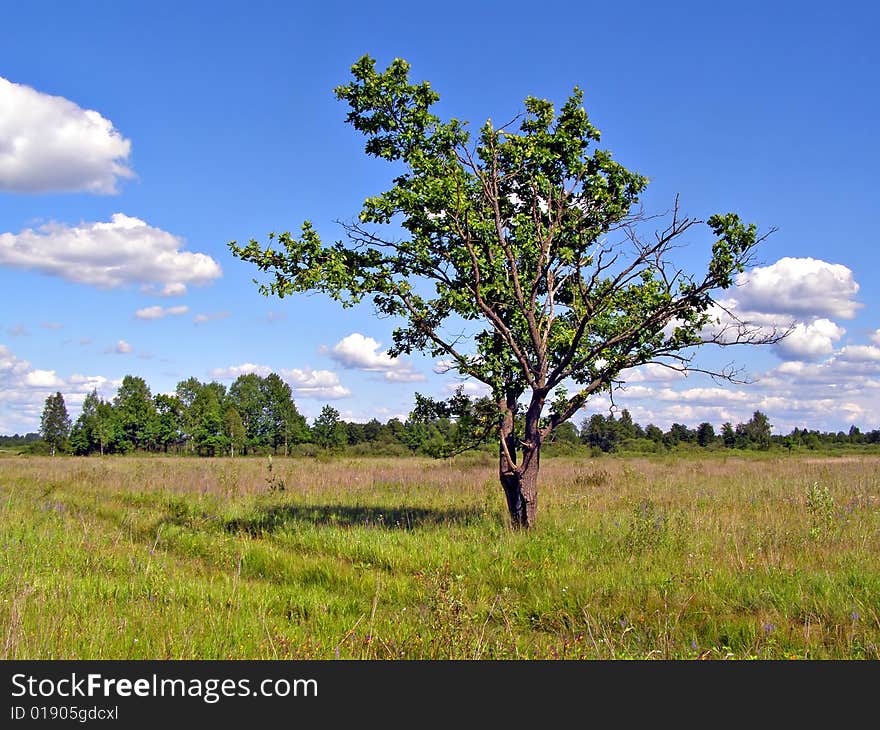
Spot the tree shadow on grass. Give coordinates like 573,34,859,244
224,504,491,534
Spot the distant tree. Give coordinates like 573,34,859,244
617,409,636,441
721,422,736,448
40,391,71,456
113,376,157,452
229,55,781,527
261,373,308,454
645,424,665,446
70,389,101,455
551,421,580,445
227,373,268,454
312,405,347,449
224,407,246,457
739,410,772,450
363,418,382,443
191,384,226,456
175,377,203,453
848,425,862,444
154,394,184,453
581,413,620,452
696,422,716,447
665,423,695,447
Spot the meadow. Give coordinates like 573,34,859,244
1,453,878,659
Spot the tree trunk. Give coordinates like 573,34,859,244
499,391,545,529
500,443,540,528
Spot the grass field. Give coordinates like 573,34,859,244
1,453,879,659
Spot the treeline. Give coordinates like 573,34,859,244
33,373,479,457
572,410,880,454
25,373,880,457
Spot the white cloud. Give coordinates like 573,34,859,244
620,363,688,383
40,322,63,330
105,339,132,354
0,214,221,294
592,333,880,433
654,387,752,404
207,362,351,400
135,305,189,320
0,343,119,434
6,324,29,337
433,359,457,374
209,363,272,380
0,345,32,378
871,330,880,346
328,332,425,382
282,367,351,400
0,76,134,194
733,257,861,320
837,345,880,362
24,369,64,388
193,311,230,324
444,379,491,397
774,318,846,361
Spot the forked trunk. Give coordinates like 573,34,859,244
500,441,540,529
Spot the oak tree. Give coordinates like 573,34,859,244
230,56,781,527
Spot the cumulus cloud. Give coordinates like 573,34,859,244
593,331,880,433
328,333,425,382
209,363,272,380
433,359,457,374
620,363,688,383
24,369,64,388
837,345,880,362
733,257,861,320
0,76,134,194
193,311,230,325
443,379,491,396
135,305,189,320
282,368,351,400
208,362,351,400
773,318,846,361
871,329,880,346
0,344,32,378
104,339,132,354
0,343,119,434
0,214,221,295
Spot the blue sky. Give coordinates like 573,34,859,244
1,0,878,435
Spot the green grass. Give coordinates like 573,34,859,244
1,453,879,659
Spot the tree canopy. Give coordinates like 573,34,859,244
229,55,783,526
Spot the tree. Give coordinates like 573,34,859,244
40,391,70,456
261,373,307,454
228,373,268,454
312,405,347,449
154,394,184,453
230,56,781,527
739,410,772,450
721,422,736,448
70,388,101,455
191,383,226,456
696,422,716,447
113,376,157,452
581,413,620,453
224,406,246,457
175,377,203,453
